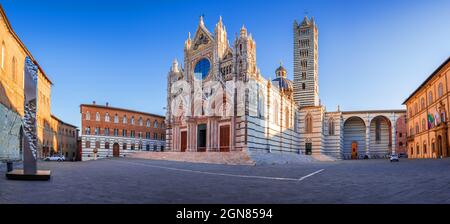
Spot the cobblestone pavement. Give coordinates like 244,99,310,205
1,158,450,204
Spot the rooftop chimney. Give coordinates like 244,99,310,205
106,102,109,107
93,101,96,105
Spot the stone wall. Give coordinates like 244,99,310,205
0,102,21,161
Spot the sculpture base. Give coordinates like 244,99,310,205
6,169,51,181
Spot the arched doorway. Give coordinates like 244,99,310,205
344,116,366,159
112,143,120,157
437,135,443,158
370,116,392,158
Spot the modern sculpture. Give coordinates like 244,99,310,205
6,56,51,181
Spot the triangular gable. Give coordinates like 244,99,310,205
222,48,233,60
192,25,214,50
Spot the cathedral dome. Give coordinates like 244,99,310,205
272,64,293,92
272,77,293,92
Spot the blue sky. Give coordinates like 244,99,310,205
1,0,449,127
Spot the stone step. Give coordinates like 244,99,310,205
128,151,256,166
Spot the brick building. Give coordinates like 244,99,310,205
50,115,78,161
403,57,450,159
80,102,166,161
0,4,77,161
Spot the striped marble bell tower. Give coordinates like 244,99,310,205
293,16,319,108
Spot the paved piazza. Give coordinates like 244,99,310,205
1,158,450,204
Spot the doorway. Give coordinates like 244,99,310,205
351,141,358,159
180,131,187,152
112,143,120,157
197,124,207,152
219,125,230,152
305,143,312,155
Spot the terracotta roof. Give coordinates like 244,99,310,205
51,114,78,129
0,4,53,85
80,104,165,119
402,56,450,105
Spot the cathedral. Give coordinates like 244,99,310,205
165,16,406,160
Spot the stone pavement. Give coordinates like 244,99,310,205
1,158,450,203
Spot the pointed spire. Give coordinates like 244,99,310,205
185,32,191,49
219,15,222,24
199,15,204,26
240,24,247,37
301,16,310,26
171,58,179,73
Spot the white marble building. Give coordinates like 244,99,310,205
166,16,406,160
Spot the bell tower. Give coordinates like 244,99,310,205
293,16,319,107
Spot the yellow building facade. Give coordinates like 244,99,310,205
404,57,450,159
0,5,77,159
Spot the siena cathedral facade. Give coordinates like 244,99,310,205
165,16,406,159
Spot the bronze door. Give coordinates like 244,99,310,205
220,125,230,152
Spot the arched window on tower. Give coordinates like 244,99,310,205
328,118,335,135
305,114,313,133
302,83,306,90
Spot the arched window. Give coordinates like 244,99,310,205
138,117,143,126
114,114,119,123
285,107,290,128
305,114,313,133
11,56,17,82
302,83,306,90
428,91,433,105
257,84,265,119
95,112,100,121
420,97,425,110
415,122,419,134
161,122,165,129
1,41,5,69
414,103,418,114
146,119,150,127
86,111,90,120
273,101,279,125
105,113,110,122
422,118,426,131
85,141,91,148
122,115,127,124
105,142,110,149
131,116,135,125
423,141,427,154
416,143,420,155
154,120,158,128
375,119,381,142
328,118,335,135
438,83,444,98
